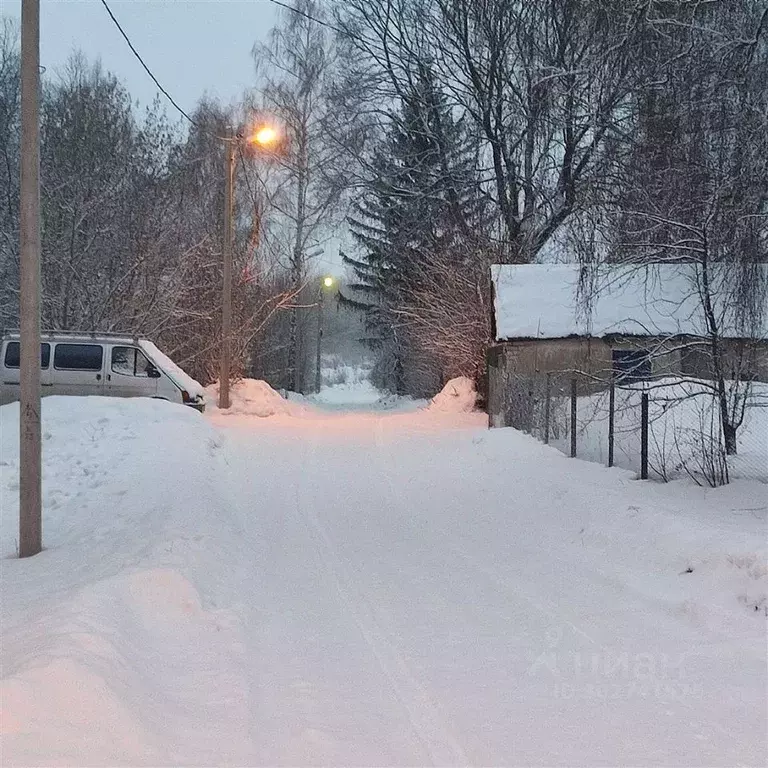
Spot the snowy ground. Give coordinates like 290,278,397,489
307,379,427,412
1,389,766,766
306,359,427,412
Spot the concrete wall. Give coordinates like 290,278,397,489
491,338,611,392
487,335,768,429
682,340,768,382
488,339,614,429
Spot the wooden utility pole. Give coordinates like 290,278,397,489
19,0,42,558
219,138,235,410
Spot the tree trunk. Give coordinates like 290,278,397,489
287,103,309,394
293,307,304,393
722,420,737,456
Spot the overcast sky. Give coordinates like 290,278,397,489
3,0,278,113
3,0,345,272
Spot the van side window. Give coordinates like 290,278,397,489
3,342,51,369
53,344,103,371
111,347,152,377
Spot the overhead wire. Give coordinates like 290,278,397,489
99,0,369,138
99,0,362,249
267,0,348,37
98,0,203,130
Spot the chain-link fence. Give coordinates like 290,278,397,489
495,370,767,487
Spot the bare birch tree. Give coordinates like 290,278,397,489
0,18,20,328
251,0,346,392
601,0,768,456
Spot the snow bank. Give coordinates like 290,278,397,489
205,378,306,417
1,396,256,765
479,427,768,631
428,376,478,413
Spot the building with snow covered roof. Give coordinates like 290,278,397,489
487,263,768,429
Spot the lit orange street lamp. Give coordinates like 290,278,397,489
249,125,279,148
219,121,281,410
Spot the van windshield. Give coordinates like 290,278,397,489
138,341,204,398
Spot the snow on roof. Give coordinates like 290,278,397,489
492,263,768,342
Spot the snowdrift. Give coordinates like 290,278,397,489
427,376,478,413
205,378,306,418
0,396,254,764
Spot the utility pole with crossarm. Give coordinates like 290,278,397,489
218,125,281,410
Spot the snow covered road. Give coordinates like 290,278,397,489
1,396,766,766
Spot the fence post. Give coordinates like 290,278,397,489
544,372,551,444
640,391,649,480
570,376,577,458
608,376,615,468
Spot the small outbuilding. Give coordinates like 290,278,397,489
487,263,768,429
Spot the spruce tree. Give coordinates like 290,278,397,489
341,70,490,395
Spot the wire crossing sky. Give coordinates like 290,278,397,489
3,0,278,114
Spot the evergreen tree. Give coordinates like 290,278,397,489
342,70,491,395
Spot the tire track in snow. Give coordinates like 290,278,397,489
298,429,470,768
446,541,597,646
374,417,596,648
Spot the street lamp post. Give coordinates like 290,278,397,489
315,276,334,394
218,123,280,410
219,137,235,410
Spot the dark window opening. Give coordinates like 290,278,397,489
3,342,51,369
612,349,651,383
53,344,103,372
111,347,152,377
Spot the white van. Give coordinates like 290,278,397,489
0,332,206,412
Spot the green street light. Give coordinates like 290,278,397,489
316,275,336,393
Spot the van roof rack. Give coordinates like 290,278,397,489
2,329,142,343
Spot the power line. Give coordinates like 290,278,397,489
99,0,360,140
268,0,378,50
267,0,347,37
100,0,373,150
99,0,202,130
